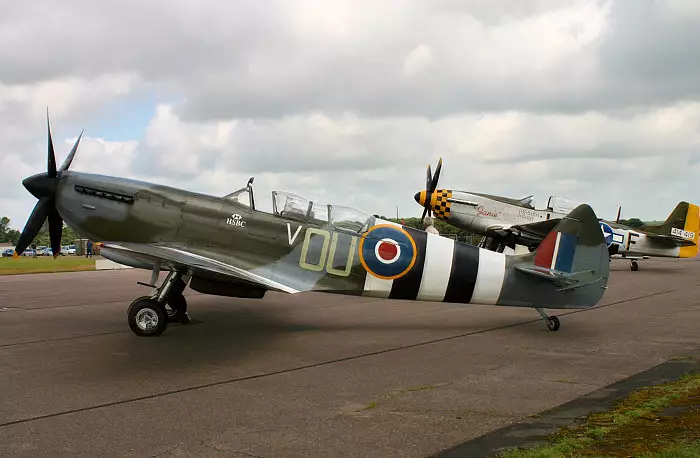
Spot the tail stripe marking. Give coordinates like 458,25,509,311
534,231,577,273
534,231,557,269
554,233,577,273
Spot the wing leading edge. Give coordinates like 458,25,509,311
99,242,300,294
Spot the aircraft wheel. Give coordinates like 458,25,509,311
547,316,560,332
630,261,639,271
166,293,189,323
128,297,167,337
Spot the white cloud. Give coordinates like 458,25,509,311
1,0,700,232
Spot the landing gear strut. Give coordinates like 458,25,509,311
536,308,560,332
128,270,191,337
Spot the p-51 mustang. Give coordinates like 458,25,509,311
414,159,699,271
13,120,610,336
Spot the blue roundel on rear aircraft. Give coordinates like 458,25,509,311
600,222,614,247
359,224,417,280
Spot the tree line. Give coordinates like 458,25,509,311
0,216,82,247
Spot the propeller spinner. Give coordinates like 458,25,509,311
13,113,83,258
414,157,442,224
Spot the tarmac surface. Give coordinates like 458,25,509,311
0,257,699,457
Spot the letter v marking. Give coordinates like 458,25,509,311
287,223,302,245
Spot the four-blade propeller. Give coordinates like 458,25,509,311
415,157,442,224
13,113,82,258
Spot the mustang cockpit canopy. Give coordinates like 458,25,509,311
546,195,580,214
272,190,371,233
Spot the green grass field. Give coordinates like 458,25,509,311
501,372,700,457
0,256,96,275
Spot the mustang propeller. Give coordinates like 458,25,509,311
13,113,82,258
414,157,442,224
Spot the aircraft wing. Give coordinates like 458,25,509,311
98,242,299,294
487,219,561,239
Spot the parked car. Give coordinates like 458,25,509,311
61,245,76,255
1,248,14,257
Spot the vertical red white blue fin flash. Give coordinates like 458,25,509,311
534,231,577,273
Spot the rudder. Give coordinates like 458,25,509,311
679,203,699,258
531,204,609,277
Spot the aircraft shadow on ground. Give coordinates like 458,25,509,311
79,296,603,376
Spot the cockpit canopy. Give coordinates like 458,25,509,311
547,195,580,214
224,179,373,233
272,191,371,233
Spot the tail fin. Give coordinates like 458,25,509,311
642,201,699,258
505,204,610,309
532,204,609,275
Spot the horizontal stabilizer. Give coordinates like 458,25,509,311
645,232,697,247
514,264,593,289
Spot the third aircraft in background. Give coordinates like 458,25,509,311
414,158,699,271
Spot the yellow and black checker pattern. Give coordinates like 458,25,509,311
430,190,452,220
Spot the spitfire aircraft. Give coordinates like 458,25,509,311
414,159,699,271
12,120,611,337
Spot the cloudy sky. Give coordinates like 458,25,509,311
1,0,699,230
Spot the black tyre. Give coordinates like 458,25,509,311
166,293,189,323
128,297,168,337
630,261,639,271
547,316,560,332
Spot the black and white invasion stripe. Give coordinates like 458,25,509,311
363,220,506,305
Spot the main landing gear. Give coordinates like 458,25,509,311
127,270,192,337
536,308,560,332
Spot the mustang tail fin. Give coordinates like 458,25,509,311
503,204,610,309
642,202,699,257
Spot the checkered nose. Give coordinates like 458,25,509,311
429,189,452,220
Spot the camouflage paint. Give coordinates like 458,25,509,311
55,171,610,311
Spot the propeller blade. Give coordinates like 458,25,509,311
421,206,429,223
13,198,51,257
47,111,57,178
59,130,83,172
48,205,63,258
426,164,432,191
615,206,621,224
429,157,442,192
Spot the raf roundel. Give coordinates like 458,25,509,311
359,225,417,280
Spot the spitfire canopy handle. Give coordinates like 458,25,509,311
420,157,442,224
13,112,83,258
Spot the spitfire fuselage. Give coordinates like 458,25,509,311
52,172,608,310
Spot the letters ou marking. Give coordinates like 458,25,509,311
299,228,357,277
226,214,246,227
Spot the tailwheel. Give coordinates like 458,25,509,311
128,297,168,337
166,293,190,323
536,308,561,332
630,260,639,271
